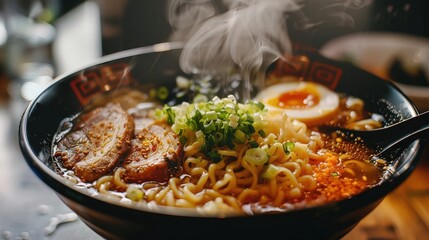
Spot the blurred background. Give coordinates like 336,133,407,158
1,0,429,109
0,0,428,239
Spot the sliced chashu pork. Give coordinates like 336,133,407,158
123,117,183,183
54,103,134,182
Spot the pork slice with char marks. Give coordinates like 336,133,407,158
123,118,183,183
54,103,134,182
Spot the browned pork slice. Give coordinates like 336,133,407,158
123,120,183,183
54,103,134,182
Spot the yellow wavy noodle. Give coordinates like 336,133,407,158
154,185,171,203
292,142,310,161
204,189,241,210
183,184,203,203
288,187,302,199
218,149,238,157
145,187,161,202
207,160,226,186
176,198,193,208
94,175,127,200
267,177,279,199
213,171,236,194
269,113,309,143
197,196,238,214
343,159,378,180
309,151,325,162
275,167,300,188
309,132,324,151
240,157,261,188
299,175,317,190
113,167,128,189
237,188,259,203
184,140,202,156
169,178,185,199
273,188,286,206
165,190,175,206
95,175,113,190
197,172,210,191
266,142,287,163
346,118,382,130
283,162,301,176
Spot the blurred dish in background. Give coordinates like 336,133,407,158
320,32,429,112
0,12,8,101
1,0,57,108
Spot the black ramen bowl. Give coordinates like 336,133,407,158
19,42,424,240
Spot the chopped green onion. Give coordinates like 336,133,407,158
253,101,265,110
176,76,191,89
193,110,203,122
213,132,223,143
193,94,208,103
208,150,221,163
149,88,157,99
161,95,268,162
195,130,204,140
154,108,164,120
224,127,234,149
205,111,217,120
164,106,175,125
243,148,268,165
179,136,188,145
252,121,265,132
202,119,215,133
247,141,259,148
126,185,144,201
261,164,280,179
234,129,246,143
283,141,295,154
229,114,239,128
157,86,169,100
187,118,198,131
258,130,266,138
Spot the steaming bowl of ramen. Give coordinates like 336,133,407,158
19,42,423,240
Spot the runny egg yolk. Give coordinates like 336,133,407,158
255,81,340,127
266,84,320,109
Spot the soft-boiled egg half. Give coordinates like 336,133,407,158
255,81,340,126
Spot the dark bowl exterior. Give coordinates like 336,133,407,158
57,192,383,240
19,42,424,240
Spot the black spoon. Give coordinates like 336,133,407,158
320,110,429,162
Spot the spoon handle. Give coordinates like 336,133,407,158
374,124,429,160
364,110,429,147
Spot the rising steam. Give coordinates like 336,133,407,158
169,0,301,76
166,0,373,100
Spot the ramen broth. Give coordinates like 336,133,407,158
52,81,384,215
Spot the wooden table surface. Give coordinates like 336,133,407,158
344,144,429,240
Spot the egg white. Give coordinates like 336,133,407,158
255,81,340,126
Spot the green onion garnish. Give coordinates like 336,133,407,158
243,148,268,165
247,141,259,148
261,164,280,179
157,86,169,100
159,95,267,162
283,141,295,154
